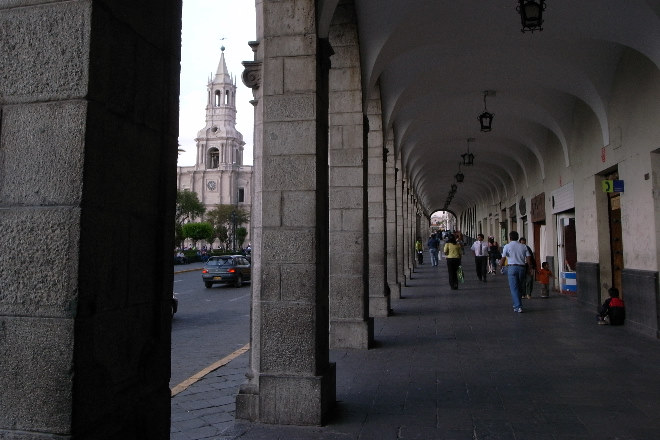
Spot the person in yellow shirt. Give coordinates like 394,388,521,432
443,235,463,289
415,238,423,265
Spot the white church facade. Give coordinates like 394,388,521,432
176,47,252,238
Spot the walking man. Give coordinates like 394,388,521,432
500,231,532,312
519,237,536,298
471,234,489,282
427,233,440,266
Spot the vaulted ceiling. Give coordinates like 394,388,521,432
319,0,660,214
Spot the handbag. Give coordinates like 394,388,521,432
457,265,464,283
499,256,507,274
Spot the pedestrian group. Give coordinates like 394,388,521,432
414,229,623,324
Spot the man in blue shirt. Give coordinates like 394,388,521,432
500,231,532,312
427,234,440,266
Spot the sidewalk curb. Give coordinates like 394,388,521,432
174,267,202,274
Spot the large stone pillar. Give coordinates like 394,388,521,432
328,1,373,349
367,94,391,317
236,0,336,425
385,135,401,300
405,181,415,280
0,1,180,438
395,155,408,287
401,181,409,282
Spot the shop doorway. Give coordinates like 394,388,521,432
557,214,577,294
607,172,623,295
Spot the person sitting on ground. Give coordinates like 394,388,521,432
597,287,625,325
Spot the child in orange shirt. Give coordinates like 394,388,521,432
537,262,553,298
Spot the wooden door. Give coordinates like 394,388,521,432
564,218,577,271
609,193,623,294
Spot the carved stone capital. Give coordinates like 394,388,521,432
241,61,262,90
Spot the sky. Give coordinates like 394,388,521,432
178,0,256,167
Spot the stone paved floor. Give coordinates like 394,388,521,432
171,257,660,439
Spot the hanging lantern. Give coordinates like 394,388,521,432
517,0,546,33
478,92,494,132
462,138,476,165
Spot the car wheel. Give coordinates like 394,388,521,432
204,281,213,288
234,274,243,288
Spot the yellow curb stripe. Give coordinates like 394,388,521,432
170,343,250,397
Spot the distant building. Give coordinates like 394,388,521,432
176,47,252,245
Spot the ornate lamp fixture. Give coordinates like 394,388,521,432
478,91,494,132
517,0,546,33
461,138,475,166
455,163,465,183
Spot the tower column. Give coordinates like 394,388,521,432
0,0,179,437
385,134,401,299
367,93,391,317
328,0,373,349
395,155,407,287
236,0,336,425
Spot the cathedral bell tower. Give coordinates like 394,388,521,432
195,46,245,170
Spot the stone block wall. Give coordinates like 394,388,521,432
622,269,660,338
0,1,181,437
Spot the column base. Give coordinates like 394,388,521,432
330,318,374,349
236,363,336,426
388,282,401,300
369,295,391,317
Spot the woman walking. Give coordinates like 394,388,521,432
443,235,463,289
487,236,500,274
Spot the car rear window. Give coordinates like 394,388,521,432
208,257,233,266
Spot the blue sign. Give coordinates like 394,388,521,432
613,180,624,192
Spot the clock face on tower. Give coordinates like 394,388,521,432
206,180,216,191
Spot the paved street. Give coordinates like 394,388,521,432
171,264,250,388
170,258,660,440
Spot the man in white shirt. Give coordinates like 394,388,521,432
500,231,532,312
470,234,489,282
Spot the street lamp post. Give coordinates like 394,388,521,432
231,210,237,252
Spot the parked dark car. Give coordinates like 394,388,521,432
202,255,251,288
171,294,179,317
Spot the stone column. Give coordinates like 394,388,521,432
395,156,408,287
0,1,180,437
327,1,373,349
236,0,336,425
405,182,415,280
385,135,401,300
367,95,391,317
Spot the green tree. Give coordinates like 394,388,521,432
206,205,250,249
216,225,229,248
175,190,206,247
176,190,206,225
236,227,248,248
181,222,215,248
174,223,184,249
